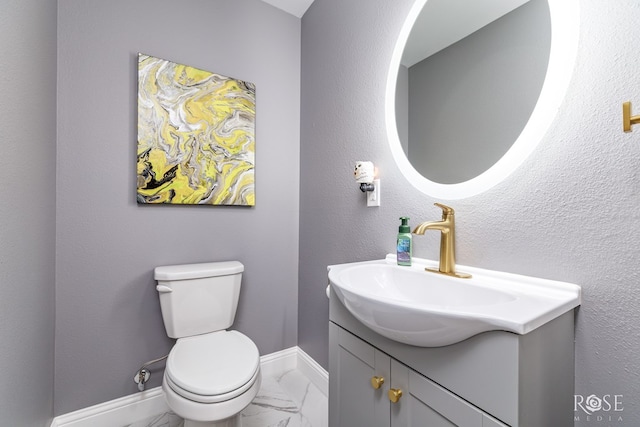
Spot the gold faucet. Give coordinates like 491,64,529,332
413,203,471,279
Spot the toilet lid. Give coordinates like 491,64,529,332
166,330,260,397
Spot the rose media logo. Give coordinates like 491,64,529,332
574,394,624,423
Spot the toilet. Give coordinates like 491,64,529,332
154,261,261,427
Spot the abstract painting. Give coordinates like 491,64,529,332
137,54,255,205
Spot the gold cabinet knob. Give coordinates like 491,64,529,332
388,388,403,403
370,376,385,390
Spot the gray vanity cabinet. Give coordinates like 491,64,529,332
329,322,390,427
390,359,508,427
329,289,575,426
330,322,508,427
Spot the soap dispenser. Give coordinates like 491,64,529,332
397,217,412,266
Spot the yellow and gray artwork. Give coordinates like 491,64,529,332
137,54,255,205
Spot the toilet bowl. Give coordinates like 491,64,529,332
154,261,262,427
162,331,261,426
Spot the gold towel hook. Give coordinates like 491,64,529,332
623,101,640,132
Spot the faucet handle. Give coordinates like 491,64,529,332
434,203,454,215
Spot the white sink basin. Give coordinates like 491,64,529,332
328,255,581,347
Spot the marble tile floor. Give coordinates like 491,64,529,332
125,369,328,427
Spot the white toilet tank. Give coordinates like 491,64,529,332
154,261,244,339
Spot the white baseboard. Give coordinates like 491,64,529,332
296,346,328,397
259,346,299,378
50,346,327,427
50,387,168,427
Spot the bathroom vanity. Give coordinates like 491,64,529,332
328,257,580,427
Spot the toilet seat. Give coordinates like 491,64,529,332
165,330,260,403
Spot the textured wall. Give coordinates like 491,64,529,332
56,0,300,415
300,0,640,424
0,0,57,425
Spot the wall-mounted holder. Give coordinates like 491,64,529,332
354,161,380,207
623,101,640,132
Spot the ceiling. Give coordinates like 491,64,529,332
260,0,315,18
257,0,530,65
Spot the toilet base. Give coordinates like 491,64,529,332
184,416,240,427
162,368,261,425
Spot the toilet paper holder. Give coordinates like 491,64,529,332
623,101,640,132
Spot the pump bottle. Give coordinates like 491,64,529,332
397,217,412,266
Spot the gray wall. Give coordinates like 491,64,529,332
56,0,300,415
0,0,57,425
407,0,550,184
5,0,640,423
300,0,640,424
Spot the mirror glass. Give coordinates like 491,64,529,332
386,0,579,199
398,0,550,185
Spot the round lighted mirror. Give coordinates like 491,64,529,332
386,0,579,199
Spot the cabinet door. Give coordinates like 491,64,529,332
329,323,391,427
390,360,508,427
